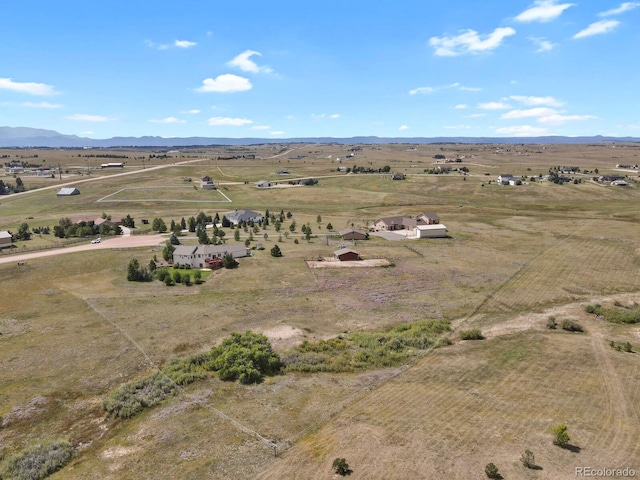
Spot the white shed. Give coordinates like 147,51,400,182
414,224,447,238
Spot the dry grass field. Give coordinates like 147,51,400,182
1,142,639,479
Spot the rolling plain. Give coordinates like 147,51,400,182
1,142,639,479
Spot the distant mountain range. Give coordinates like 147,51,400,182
1,126,639,148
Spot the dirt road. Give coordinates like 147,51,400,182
0,233,166,265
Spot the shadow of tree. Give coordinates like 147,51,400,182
560,443,581,453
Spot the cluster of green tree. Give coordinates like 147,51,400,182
0,439,74,480
126,259,153,282
156,266,203,286
281,319,452,373
585,302,640,324
31,226,50,235
53,217,120,238
79,153,128,158
0,177,25,194
120,214,135,228
340,165,390,174
10,222,32,241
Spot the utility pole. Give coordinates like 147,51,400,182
58,163,62,181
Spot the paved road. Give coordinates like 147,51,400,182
0,233,167,265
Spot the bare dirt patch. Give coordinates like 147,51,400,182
261,325,305,349
306,258,391,268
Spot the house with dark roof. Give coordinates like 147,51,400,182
339,227,368,240
225,209,263,225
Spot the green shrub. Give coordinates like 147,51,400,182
547,316,557,329
549,423,570,446
102,373,176,419
206,331,281,384
1,440,74,480
561,319,584,332
283,320,452,373
460,329,484,340
485,462,500,479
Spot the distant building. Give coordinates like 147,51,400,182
255,180,272,188
414,224,447,238
392,172,406,180
334,248,361,261
101,162,124,168
339,228,368,241
57,187,80,196
225,209,263,225
200,176,216,190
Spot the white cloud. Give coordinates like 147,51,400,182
465,113,487,118
251,125,271,130
573,20,620,38
270,131,285,135
22,101,63,108
227,50,273,73
537,113,597,124
455,104,468,109
399,125,409,130
502,107,559,119
181,109,200,114
0,78,57,96
599,2,640,16
429,27,516,56
174,40,196,48
196,74,252,93
207,116,253,126
409,86,434,95
410,84,481,95
509,95,565,106
496,125,549,136
66,114,111,122
443,125,472,129
311,113,341,119
150,117,186,124
529,37,556,52
478,101,511,110
515,0,575,22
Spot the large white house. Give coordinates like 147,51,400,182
173,244,249,268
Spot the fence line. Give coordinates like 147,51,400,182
81,297,279,455
0,237,86,256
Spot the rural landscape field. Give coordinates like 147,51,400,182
1,142,639,479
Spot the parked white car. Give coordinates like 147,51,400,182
91,238,101,244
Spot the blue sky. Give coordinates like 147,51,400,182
1,1,638,139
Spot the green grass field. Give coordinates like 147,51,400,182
1,143,639,479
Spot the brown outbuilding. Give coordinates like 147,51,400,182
334,248,361,261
